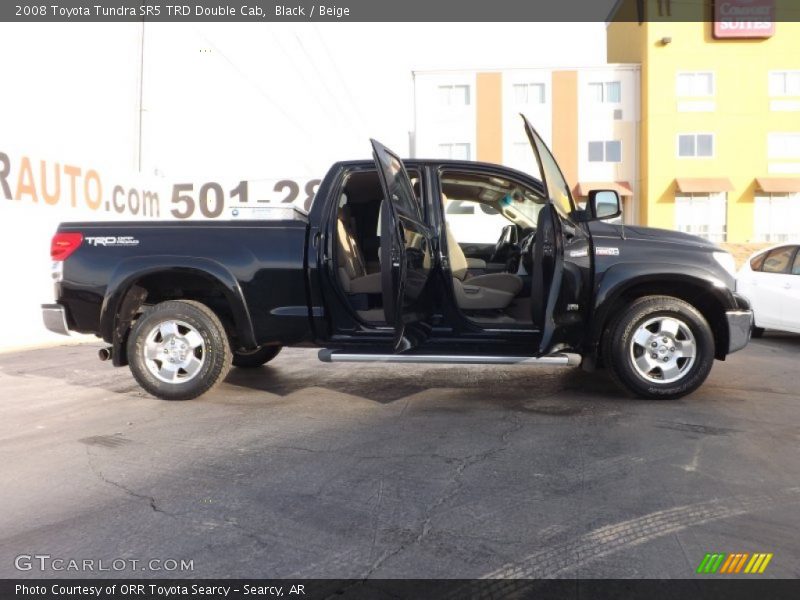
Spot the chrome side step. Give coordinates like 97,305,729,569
318,349,581,367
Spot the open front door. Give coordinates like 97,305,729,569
371,139,434,351
522,116,592,354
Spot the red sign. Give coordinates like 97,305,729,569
714,0,775,38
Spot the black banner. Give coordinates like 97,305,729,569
4,579,800,600
3,0,800,23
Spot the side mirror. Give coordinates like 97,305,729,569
588,189,622,221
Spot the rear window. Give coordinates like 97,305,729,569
793,250,800,275
762,246,795,274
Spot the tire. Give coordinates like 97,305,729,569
233,345,282,368
603,295,715,400
751,326,765,338
127,300,232,400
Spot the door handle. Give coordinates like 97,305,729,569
784,282,792,289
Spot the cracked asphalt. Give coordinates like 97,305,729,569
1,333,799,579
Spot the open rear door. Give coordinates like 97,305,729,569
371,139,434,351
522,116,592,354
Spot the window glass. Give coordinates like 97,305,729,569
438,143,471,160
770,71,800,96
588,141,604,162
763,247,794,273
440,171,545,244
792,249,800,275
678,135,696,157
674,193,727,242
750,252,767,271
697,134,713,157
768,133,800,159
587,140,621,163
753,194,800,242
589,81,621,103
606,141,622,162
606,81,621,103
678,134,713,157
513,83,545,104
589,82,603,102
438,85,470,106
677,72,714,97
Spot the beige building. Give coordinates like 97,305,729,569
413,66,641,223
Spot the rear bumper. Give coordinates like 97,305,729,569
726,309,753,354
42,304,70,336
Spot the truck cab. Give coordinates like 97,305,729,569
43,117,753,401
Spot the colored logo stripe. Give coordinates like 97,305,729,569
744,553,773,574
697,552,773,574
697,553,726,573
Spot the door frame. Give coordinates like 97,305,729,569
431,162,547,337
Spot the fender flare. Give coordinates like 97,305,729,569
99,255,257,353
589,262,736,355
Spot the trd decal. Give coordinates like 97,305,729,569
85,236,140,247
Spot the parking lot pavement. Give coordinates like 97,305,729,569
0,334,798,580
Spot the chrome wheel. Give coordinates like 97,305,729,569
629,316,696,384
143,319,205,384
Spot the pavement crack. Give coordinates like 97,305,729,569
84,446,172,517
358,413,525,580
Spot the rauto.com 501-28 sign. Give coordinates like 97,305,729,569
714,0,775,38
0,148,320,220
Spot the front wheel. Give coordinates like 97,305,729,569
603,296,715,400
127,300,232,400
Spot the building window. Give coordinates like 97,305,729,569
438,143,471,160
676,72,715,97
438,85,470,106
677,133,714,158
588,140,622,163
767,133,800,159
769,71,800,97
754,193,800,242
589,81,621,103
512,83,545,104
675,192,727,242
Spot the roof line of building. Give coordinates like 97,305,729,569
412,64,641,76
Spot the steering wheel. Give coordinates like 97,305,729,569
489,224,520,267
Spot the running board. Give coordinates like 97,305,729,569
318,349,581,367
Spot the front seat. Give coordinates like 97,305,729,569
445,223,523,310
336,194,381,295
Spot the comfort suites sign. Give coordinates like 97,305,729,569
714,0,775,38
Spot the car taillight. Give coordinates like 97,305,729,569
51,232,83,261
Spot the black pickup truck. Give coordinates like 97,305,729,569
43,118,752,401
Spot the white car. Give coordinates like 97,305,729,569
736,244,800,336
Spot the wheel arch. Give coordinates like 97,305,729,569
590,265,736,364
100,256,257,366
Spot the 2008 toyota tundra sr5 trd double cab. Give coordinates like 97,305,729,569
42,118,752,400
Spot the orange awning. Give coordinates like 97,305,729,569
675,178,734,193
573,181,633,197
755,178,800,193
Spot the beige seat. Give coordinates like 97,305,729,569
445,219,523,310
336,195,381,294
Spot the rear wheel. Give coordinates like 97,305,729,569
233,345,282,368
603,295,715,400
127,300,232,400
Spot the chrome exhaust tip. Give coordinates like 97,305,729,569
98,347,112,362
